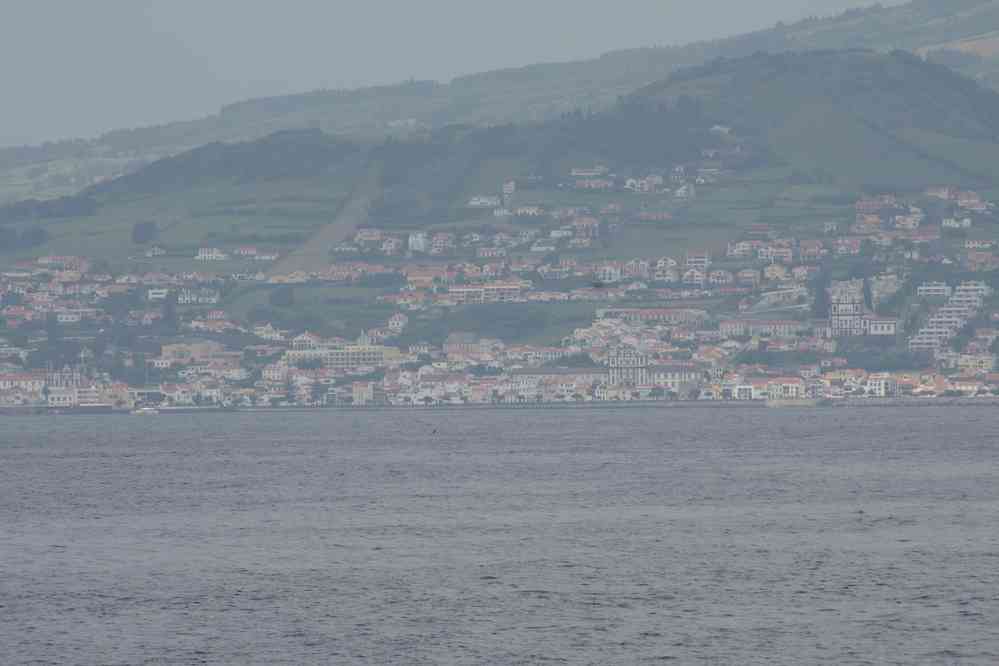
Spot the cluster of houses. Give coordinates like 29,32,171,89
141,245,281,263
3,179,999,410
562,164,709,198
334,227,545,258
334,159,723,260
5,302,999,409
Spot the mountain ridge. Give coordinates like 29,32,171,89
6,0,999,206
8,3,999,149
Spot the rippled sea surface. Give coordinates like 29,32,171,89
2,407,999,664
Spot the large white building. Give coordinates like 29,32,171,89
196,248,228,262
684,250,712,271
909,282,992,352
608,347,649,386
917,282,953,299
286,343,394,370
408,232,429,254
865,373,898,398
829,280,865,338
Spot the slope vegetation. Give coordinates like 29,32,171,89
634,50,999,188
8,50,999,266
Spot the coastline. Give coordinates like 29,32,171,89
4,396,999,417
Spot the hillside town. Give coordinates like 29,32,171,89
3,172,999,412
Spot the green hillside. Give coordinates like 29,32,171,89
7,49,999,269
634,50,999,189
7,1,999,204
0,130,367,269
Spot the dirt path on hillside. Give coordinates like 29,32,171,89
268,171,378,276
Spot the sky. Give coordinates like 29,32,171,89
0,0,904,147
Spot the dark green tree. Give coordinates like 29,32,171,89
131,221,158,244
311,381,327,406
811,270,831,319
1,290,22,307
269,286,296,308
162,293,179,334
45,313,63,345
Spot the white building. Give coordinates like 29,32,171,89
196,248,228,262
917,282,952,299
408,232,428,254
865,373,898,398
865,317,898,337
47,387,78,408
147,288,171,301
595,264,622,284
829,280,865,337
684,250,711,271
468,196,501,208
387,313,409,333
942,217,972,229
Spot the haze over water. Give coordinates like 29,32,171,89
2,407,998,664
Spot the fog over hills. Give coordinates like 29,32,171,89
3,0,996,207
2,0,902,147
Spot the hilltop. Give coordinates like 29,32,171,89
7,1,999,204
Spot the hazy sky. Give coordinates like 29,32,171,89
1,0,902,147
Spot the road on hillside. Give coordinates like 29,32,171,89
268,173,377,276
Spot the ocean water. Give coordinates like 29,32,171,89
1,407,998,665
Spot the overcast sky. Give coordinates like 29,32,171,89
1,0,902,147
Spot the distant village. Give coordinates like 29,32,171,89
3,158,999,412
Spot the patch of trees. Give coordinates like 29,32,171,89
844,350,932,372
735,350,821,367
0,195,97,224
926,49,983,71
369,187,443,229
268,287,296,308
810,269,832,319
0,291,23,307
89,129,360,197
202,231,307,245
355,272,406,289
247,305,329,337
131,221,158,244
373,134,454,188
534,98,716,176
370,98,718,225
949,321,976,353
0,139,92,171
0,226,50,252
101,290,145,320
545,352,598,368
398,304,592,346
26,339,82,370
469,364,502,377
161,294,179,335
371,125,525,226
218,80,438,123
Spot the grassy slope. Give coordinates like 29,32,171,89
0,178,355,270
0,133,365,268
